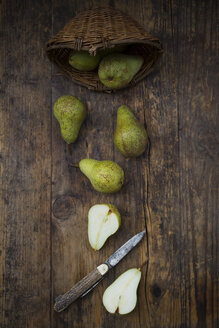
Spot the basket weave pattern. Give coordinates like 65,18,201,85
46,7,163,91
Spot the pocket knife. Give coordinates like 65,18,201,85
54,230,146,312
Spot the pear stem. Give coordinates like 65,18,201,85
67,144,72,156
70,163,79,168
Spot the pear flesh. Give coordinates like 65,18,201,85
79,159,124,193
98,53,144,89
103,268,141,314
53,95,86,144
114,105,148,157
88,204,121,250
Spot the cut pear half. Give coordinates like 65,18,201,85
103,268,141,315
88,204,121,250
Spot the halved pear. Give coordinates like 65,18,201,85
103,268,141,315
88,204,121,250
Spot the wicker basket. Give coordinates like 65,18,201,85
46,6,163,92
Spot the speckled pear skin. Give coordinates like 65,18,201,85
98,53,143,89
53,95,86,144
79,159,124,193
114,105,148,158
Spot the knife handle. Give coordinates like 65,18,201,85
54,264,109,312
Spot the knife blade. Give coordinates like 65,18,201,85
54,230,146,312
81,230,146,298
105,230,146,268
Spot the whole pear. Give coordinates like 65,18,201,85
53,95,86,144
79,159,124,193
69,50,103,71
98,53,143,89
114,105,148,157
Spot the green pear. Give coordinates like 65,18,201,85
103,268,141,314
98,53,143,89
79,159,124,193
53,95,86,144
88,204,121,250
114,105,148,157
69,46,126,72
69,50,103,71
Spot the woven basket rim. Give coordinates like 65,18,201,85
46,6,163,92
47,39,163,53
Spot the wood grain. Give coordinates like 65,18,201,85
139,1,181,326
0,0,52,327
171,1,218,327
0,0,218,327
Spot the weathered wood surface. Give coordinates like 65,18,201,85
0,0,218,327
0,1,52,327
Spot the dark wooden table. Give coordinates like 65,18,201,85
0,0,218,327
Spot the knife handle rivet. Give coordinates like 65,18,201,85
97,264,109,275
